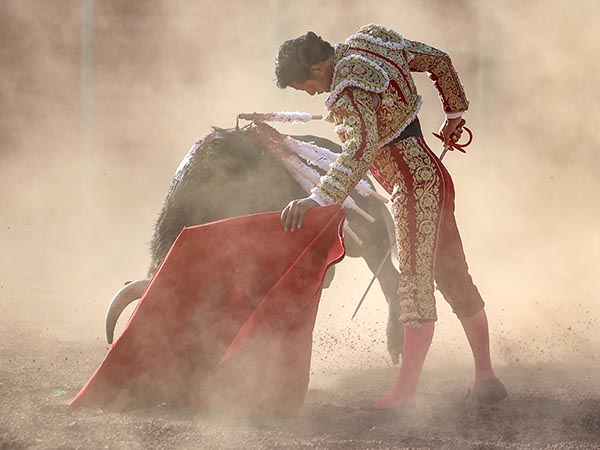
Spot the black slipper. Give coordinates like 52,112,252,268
465,377,508,405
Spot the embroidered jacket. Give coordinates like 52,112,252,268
310,24,469,206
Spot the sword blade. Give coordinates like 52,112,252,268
439,147,449,161
351,243,393,320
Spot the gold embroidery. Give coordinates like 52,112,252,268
370,139,441,328
327,25,422,147
405,39,469,114
320,25,464,204
402,140,440,323
353,24,406,48
331,56,388,93
314,88,380,205
326,25,468,148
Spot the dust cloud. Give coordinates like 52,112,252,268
1,0,599,446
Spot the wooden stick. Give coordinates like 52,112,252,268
351,205,376,223
369,190,389,203
344,225,363,246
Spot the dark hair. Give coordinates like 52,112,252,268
275,32,334,88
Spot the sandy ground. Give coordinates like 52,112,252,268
1,288,599,450
2,3,600,448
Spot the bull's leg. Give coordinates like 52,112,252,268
363,251,403,364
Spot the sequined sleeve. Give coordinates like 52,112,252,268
405,39,469,115
310,87,379,206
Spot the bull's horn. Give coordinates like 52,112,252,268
105,279,150,344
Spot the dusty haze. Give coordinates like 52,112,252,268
1,0,599,440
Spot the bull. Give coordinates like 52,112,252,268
105,123,404,363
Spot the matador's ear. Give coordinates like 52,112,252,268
310,62,327,76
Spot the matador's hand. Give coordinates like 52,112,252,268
281,197,319,232
439,117,466,150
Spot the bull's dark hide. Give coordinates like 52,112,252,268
147,126,403,362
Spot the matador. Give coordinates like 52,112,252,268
275,24,506,410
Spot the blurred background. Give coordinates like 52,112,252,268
1,0,598,378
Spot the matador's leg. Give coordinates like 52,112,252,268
371,137,445,409
432,165,498,393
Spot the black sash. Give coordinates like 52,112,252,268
387,118,423,146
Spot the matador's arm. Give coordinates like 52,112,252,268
309,87,379,206
405,39,470,119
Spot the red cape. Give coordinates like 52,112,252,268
71,206,346,416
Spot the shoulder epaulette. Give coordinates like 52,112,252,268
346,24,406,51
325,55,389,109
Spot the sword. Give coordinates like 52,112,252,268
350,121,473,319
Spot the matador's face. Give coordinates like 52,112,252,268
290,78,329,96
289,58,334,96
